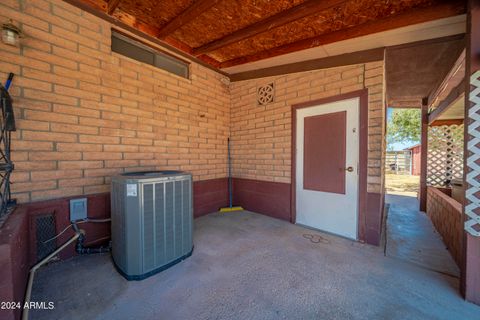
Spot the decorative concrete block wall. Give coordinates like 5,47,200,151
427,124,464,187
0,0,231,204
426,186,463,267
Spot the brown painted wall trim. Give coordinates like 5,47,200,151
229,48,384,82
365,192,383,246
0,206,29,320
290,89,377,244
232,178,291,221
194,178,228,218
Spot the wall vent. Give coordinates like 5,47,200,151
257,83,275,105
111,30,190,79
35,214,56,261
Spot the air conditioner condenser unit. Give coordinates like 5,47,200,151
111,171,193,280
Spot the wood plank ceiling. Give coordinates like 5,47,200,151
70,0,466,69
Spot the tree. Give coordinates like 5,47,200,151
387,108,421,148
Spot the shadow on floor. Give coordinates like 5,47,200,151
30,211,479,320
385,194,460,277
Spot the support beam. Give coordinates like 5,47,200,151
220,2,466,68
462,0,480,306
419,97,429,212
229,47,384,82
428,79,465,124
193,0,347,55
107,0,121,15
387,100,422,108
430,119,464,127
157,0,219,39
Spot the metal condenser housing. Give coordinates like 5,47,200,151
111,171,193,280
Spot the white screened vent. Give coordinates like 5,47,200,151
111,171,193,280
257,83,275,105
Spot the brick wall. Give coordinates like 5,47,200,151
0,0,386,208
230,62,385,193
0,0,230,204
426,186,463,267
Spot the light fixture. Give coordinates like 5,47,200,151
2,20,23,47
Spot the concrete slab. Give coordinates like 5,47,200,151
30,211,479,320
385,194,460,277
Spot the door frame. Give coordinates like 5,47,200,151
291,89,369,242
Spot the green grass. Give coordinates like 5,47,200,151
386,174,420,196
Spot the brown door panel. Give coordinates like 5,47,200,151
303,111,346,194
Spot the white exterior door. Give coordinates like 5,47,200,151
295,97,359,239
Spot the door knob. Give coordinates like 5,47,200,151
345,166,354,172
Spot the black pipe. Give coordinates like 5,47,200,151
72,222,111,254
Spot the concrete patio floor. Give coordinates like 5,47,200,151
31,211,479,320
385,194,460,277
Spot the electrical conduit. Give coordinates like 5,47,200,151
22,229,84,320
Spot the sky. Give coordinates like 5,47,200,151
386,108,419,151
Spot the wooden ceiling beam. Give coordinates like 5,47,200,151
193,0,347,56
107,0,121,15
157,0,220,39
428,79,465,124
220,2,466,69
430,119,464,126
229,48,384,82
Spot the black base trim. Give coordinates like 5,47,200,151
113,246,194,281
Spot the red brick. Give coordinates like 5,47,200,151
23,131,77,142
79,135,120,144
58,160,103,170
83,152,122,160
29,152,82,161
31,170,83,181
56,143,102,152
25,110,78,124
